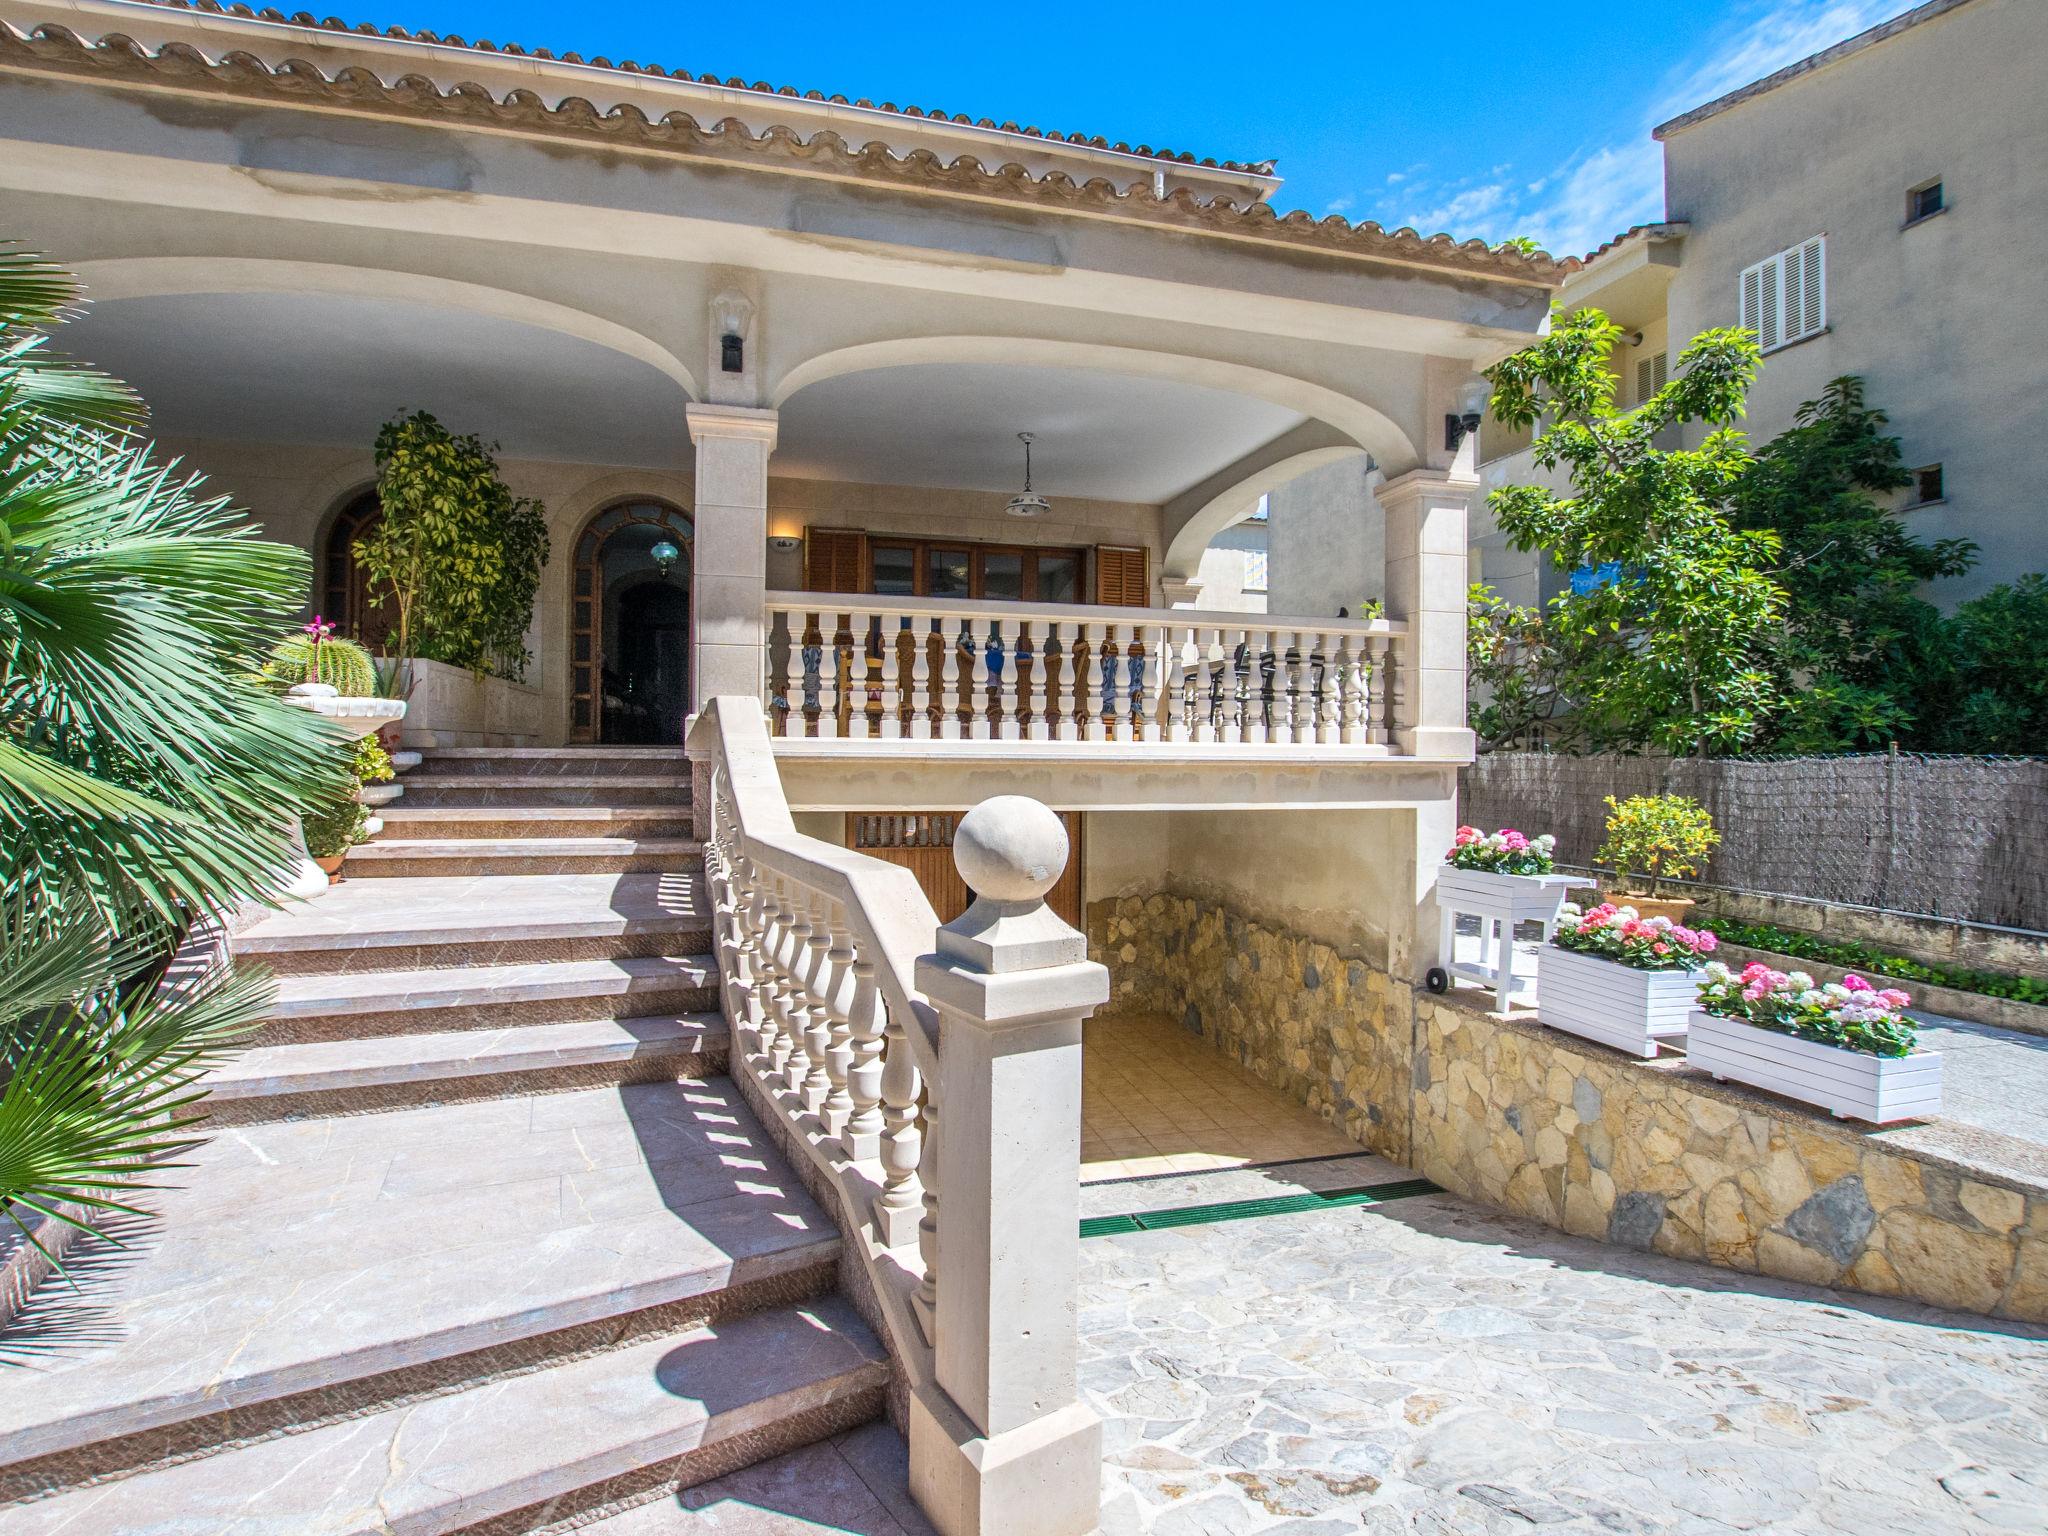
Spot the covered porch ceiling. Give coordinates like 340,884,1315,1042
63,290,1320,509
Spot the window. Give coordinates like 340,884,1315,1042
865,537,1088,602
1738,236,1826,352
1242,549,1269,594
1906,180,1945,225
1910,464,1945,506
1633,350,1668,406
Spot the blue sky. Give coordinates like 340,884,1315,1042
346,0,1912,259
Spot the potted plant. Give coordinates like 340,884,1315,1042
301,794,368,882
1689,963,1941,1123
1429,826,1581,1009
1536,902,1718,1059
1596,794,1718,922
265,616,379,697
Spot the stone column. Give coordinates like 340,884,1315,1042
1159,574,1205,610
1376,465,1477,762
908,797,1107,1536
686,403,778,720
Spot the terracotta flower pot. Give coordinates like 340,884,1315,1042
1605,892,1696,923
314,852,348,884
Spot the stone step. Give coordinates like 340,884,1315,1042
400,774,691,809
347,835,706,879
235,872,712,975
376,805,697,841
203,1014,730,1123
569,1424,932,1536
257,954,721,1044
420,745,688,779
2,1297,888,1534
0,1080,843,1503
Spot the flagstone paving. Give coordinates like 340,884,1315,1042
1080,1175,2048,1536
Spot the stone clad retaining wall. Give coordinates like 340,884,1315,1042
1090,892,2048,1324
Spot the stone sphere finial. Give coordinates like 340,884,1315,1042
952,796,1068,904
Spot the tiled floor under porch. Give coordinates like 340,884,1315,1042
1080,1013,1359,1183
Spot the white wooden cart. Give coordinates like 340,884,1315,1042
1428,866,1586,1015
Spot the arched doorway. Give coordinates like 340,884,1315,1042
570,501,694,744
322,489,392,648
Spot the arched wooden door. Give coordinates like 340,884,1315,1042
322,490,392,649
569,501,695,744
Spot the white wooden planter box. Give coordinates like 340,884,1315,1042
1686,1009,1942,1124
1535,945,1695,1060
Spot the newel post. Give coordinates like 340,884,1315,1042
908,797,1107,1536
1376,465,1477,761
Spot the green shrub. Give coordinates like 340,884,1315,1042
1710,919,2048,1007
354,733,393,785
266,630,378,696
302,796,368,859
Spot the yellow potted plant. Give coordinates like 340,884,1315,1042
1596,794,1718,922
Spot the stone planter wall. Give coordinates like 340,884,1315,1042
388,658,545,749
1091,889,2048,1323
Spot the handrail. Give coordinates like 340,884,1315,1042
765,587,1406,637
697,698,941,1077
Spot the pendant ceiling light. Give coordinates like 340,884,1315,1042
1005,431,1051,518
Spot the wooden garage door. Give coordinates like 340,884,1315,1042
852,811,1082,928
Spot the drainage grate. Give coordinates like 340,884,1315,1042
1080,1176,1441,1238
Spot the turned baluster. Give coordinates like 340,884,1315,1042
818,902,855,1132
1141,623,1166,743
1234,628,1260,745
876,616,902,741
872,1001,924,1250
1285,629,1310,745
800,893,836,1112
1165,626,1189,743
1372,634,1394,748
938,616,963,740
1029,621,1054,742
754,877,790,1077
776,889,816,1095
908,617,933,740
1336,635,1363,745
1056,628,1079,740
1081,622,1105,741
996,620,1022,741
841,946,884,1161
913,1091,939,1345
969,622,991,740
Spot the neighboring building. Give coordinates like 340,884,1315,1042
1188,499,1270,613
1479,0,2045,608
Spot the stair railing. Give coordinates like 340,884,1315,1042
690,696,1107,1536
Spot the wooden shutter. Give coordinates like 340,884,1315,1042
1739,238,1825,353
805,527,867,593
1634,350,1668,404
1093,545,1150,607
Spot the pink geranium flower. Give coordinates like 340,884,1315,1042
1841,974,1873,993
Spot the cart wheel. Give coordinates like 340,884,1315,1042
1425,966,1450,994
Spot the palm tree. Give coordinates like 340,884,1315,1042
0,244,349,1265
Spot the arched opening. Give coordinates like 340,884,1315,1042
570,501,695,744
322,489,389,648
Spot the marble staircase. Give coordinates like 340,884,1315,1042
0,747,911,1534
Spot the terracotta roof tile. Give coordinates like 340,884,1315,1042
112,0,1281,174
0,7,1565,285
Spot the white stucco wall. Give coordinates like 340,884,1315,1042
1264,457,1382,619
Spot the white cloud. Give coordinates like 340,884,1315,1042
1387,0,1911,257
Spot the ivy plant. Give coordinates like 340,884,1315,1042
1486,308,1784,755
355,411,549,681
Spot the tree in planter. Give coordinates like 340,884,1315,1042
1730,377,1975,752
0,244,348,1260
1486,308,1784,755
1596,793,1719,900
354,411,549,681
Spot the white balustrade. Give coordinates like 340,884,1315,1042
693,698,1107,1536
764,593,1405,752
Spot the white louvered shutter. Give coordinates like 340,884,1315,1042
1635,351,1669,404
1740,238,1825,353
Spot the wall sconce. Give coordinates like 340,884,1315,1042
1444,379,1491,451
650,540,680,579
768,535,803,553
720,333,744,374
